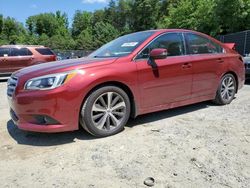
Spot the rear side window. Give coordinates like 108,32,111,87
35,48,55,55
0,48,10,57
186,33,223,54
10,48,33,56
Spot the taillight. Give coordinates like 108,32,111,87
48,55,56,61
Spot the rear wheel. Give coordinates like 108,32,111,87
80,86,130,137
213,73,237,105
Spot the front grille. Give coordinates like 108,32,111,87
7,76,18,97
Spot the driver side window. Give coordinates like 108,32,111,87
137,33,185,59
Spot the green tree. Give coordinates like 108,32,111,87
25,12,72,49
35,13,59,37
92,10,105,25
92,21,119,48
26,13,68,37
56,11,69,29
102,0,132,33
116,0,132,33
49,34,75,50
158,0,217,35
131,0,161,31
0,14,3,34
26,16,36,35
214,0,250,34
2,0,250,50
38,33,50,46
76,28,94,50
1,17,26,44
104,0,117,24
72,11,92,38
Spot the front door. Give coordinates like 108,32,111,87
135,33,193,109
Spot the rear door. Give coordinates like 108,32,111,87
0,48,11,74
8,48,34,71
184,33,226,97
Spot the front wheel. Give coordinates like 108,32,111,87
80,86,131,137
213,74,237,105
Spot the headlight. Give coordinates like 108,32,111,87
24,71,77,90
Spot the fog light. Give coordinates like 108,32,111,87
33,115,60,125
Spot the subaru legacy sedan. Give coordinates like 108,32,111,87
7,29,245,137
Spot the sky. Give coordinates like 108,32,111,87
0,0,109,25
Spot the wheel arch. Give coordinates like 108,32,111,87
222,71,239,93
80,81,138,119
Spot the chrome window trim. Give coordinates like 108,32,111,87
133,31,225,62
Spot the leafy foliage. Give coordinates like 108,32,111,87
1,0,250,49
72,11,92,38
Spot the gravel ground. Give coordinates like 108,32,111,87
0,80,249,188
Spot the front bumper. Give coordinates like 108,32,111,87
8,85,84,133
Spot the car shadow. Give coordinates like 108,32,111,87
7,101,211,146
127,101,210,127
7,121,96,146
0,79,8,83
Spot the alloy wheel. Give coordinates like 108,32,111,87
220,76,235,102
91,92,126,131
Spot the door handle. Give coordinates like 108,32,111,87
216,58,224,63
182,63,192,69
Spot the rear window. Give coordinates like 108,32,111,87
35,48,55,55
10,48,33,56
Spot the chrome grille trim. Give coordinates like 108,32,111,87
7,76,18,97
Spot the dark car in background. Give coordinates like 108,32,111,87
0,45,56,78
244,56,250,79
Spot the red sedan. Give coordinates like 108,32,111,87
7,29,245,137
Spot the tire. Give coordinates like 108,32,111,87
80,86,131,137
213,73,237,105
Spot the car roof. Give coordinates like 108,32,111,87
133,29,210,38
0,45,45,48
145,29,218,42
145,29,203,34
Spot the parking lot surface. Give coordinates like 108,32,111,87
0,80,249,187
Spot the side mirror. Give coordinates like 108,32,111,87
149,48,168,59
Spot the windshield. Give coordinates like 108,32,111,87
89,31,155,58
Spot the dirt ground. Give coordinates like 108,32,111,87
0,80,249,188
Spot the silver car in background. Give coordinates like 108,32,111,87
244,56,250,79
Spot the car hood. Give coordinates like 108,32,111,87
13,57,118,78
